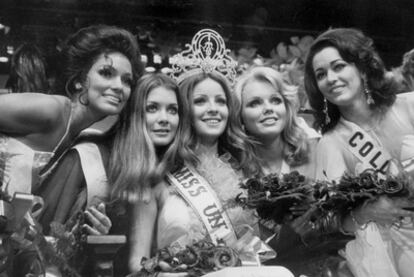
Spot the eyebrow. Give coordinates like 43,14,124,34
314,58,343,70
244,96,261,103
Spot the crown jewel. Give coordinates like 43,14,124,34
170,29,237,84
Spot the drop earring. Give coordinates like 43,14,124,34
364,79,375,105
323,98,331,125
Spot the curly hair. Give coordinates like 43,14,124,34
235,66,310,169
179,72,260,177
60,24,143,97
304,28,397,133
109,73,190,200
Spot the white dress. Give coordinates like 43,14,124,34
315,91,414,277
156,153,293,277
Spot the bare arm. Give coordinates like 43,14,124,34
0,93,68,135
128,192,158,273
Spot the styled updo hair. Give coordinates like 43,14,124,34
61,24,143,97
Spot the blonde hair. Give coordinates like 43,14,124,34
235,66,309,167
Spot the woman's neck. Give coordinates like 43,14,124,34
256,135,285,174
195,140,219,158
338,97,376,129
70,101,106,135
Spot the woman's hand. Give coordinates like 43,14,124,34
155,261,188,277
289,204,317,237
353,195,414,227
83,202,112,235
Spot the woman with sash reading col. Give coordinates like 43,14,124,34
304,28,414,277
128,29,293,277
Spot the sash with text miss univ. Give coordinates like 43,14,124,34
166,163,277,266
166,164,237,244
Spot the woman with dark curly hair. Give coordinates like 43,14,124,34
305,28,414,277
0,24,142,276
0,24,141,196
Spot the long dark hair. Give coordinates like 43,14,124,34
304,28,397,133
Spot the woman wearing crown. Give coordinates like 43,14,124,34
128,29,293,277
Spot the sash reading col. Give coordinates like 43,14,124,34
166,164,237,244
341,119,392,177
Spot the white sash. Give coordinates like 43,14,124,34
73,143,108,207
166,164,237,244
340,119,393,177
338,120,414,277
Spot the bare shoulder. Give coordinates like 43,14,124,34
396,91,414,101
395,91,414,111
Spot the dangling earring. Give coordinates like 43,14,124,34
323,98,331,125
364,79,375,105
75,82,82,91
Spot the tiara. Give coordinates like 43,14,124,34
170,29,237,84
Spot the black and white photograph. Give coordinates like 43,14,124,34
1,1,414,276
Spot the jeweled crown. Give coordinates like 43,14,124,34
170,29,237,84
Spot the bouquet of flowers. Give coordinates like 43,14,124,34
236,169,414,229
313,169,414,219
133,239,240,277
46,212,88,277
236,171,314,224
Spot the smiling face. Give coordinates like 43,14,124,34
312,46,364,107
84,52,133,117
145,86,179,147
191,78,229,144
241,79,287,141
